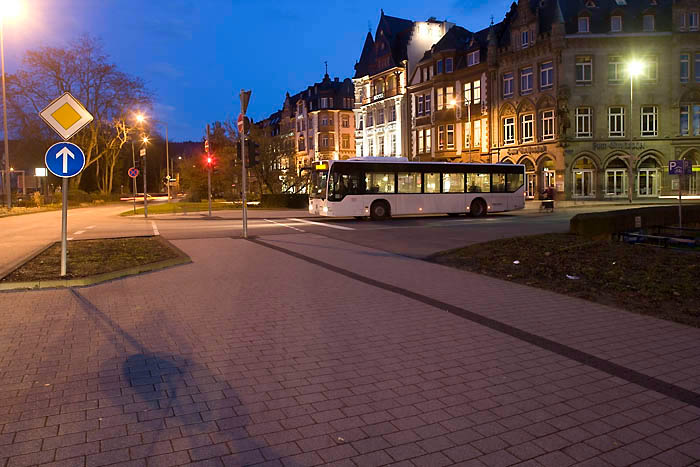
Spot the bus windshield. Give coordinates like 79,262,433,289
310,169,328,199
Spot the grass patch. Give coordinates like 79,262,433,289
0,205,62,217
430,233,700,328
2,237,180,282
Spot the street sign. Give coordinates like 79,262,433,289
669,160,692,175
240,90,251,114
35,168,47,177
128,167,139,178
39,93,94,140
139,148,146,157
44,142,86,178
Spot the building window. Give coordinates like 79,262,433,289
606,167,628,197
321,135,329,148
437,88,444,110
611,15,622,32
464,82,471,104
681,104,700,135
445,58,453,73
342,115,349,128
608,55,624,84
377,109,384,125
540,62,553,89
357,141,363,157
521,30,529,48
640,106,657,137
503,72,514,98
643,14,655,31
472,80,480,104
417,96,424,115
321,97,328,109
503,117,515,145
643,56,658,82
321,116,328,126
422,67,428,82
341,134,350,149
447,124,455,149
425,128,431,152
425,95,431,114
379,136,384,155
438,125,445,150
417,130,424,154
576,107,592,138
436,60,443,74
681,54,690,82
680,105,689,135
298,137,305,151
576,56,593,84
367,112,373,127
464,121,470,147
357,115,363,130
696,53,700,82
521,114,534,143
368,138,374,156
609,106,625,137
391,134,397,155
467,50,480,66
445,86,454,107
390,105,396,122
520,67,533,94
680,12,687,30
578,16,590,33
473,120,481,148
542,110,555,140
690,12,699,30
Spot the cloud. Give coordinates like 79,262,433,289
146,62,185,80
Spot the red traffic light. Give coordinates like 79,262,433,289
206,156,212,165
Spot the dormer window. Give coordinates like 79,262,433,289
467,51,480,66
643,14,655,31
578,16,590,33
436,60,444,74
611,16,622,32
445,58,453,73
521,30,529,48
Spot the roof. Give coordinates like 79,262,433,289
560,0,672,34
354,10,415,78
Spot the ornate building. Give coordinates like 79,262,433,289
353,11,454,159
407,25,492,163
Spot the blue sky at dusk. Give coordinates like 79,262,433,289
9,0,513,141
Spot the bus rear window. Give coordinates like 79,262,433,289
310,170,328,199
507,173,524,192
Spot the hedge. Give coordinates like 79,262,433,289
260,194,309,209
570,205,700,238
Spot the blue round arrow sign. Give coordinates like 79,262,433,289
45,142,86,178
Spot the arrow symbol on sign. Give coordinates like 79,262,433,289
56,146,75,174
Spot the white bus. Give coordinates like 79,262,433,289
308,157,526,220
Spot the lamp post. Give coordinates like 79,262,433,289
626,60,645,204
137,115,170,201
141,136,149,217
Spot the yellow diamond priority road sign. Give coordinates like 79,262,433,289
40,92,93,140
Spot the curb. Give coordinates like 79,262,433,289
0,236,191,291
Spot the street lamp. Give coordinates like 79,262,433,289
137,114,171,202
626,59,645,203
1,0,24,208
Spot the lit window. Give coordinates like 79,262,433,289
464,121,470,147
473,120,481,148
438,125,445,150
609,106,625,137
437,88,444,110
447,124,455,149
464,82,471,105
578,16,590,33
611,16,622,32
640,106,657,137
473,80,480,104
425,95,431,114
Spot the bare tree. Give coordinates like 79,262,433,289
7,35,151,188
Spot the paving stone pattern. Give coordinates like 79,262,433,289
0,236,699,466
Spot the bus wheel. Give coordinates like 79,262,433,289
470,199,487,217
370,201,390,220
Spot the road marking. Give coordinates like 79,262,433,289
264,219,305,232
288,218,355,231
73,230,85,235
86,225,96,230
151,221,159,236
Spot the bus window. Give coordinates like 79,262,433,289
507,172,524,192
398,173,422,193
492,173,506,192
365,173,395,193
467,173,490,192
443,173,465,193
329,172,361,201
425,173,440,193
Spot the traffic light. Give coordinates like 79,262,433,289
204,139,209,153
247,140,260,166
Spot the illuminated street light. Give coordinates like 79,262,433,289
1,0,24,208
142,136,149,144
627,60,645,78
625,59,645,204
134,113,171,201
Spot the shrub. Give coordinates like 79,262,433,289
570,205,700,239
260,194,308,209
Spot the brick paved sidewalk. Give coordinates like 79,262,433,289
0,236,699,467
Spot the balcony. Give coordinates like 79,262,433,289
371,88,400,102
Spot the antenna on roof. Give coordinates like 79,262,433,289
324,61,328,76
490,15,494,25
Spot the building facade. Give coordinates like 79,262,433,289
353,11,454,159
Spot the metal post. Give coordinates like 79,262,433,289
1,21,11,209
679,173,683,229
467,97,471,163
206,124,212,217
240,91,249,239
628,76,634,204
131,141,136,214
143,148,148,218
165,124,170,202
60,177,68,276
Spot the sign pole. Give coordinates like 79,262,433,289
679,172,683,229
60,177,68,276
131,141,136,214
143,148,148,218
240,90,251,239
206,124,212,217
